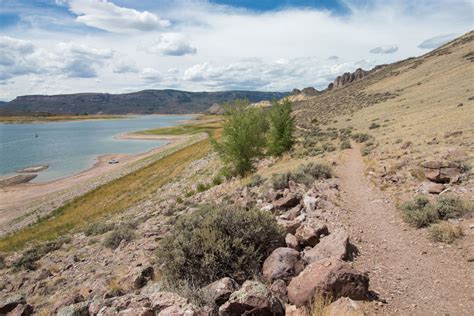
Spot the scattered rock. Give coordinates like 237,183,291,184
285,234,299,250
273,195,301,210
202,277,239,306
422,161,460,183
262,247,301,282
0,295,26,314
303,229,352,264
57,301,89,316
122,265,154,290
270,279,288,304
324,297,364,316
303,195,318,213
295,223,329,247
419,180,445,194
284,304,309,316
219,280,284,316
287,258,369,307
277,215,305,235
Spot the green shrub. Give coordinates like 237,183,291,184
322,143,336,152
401,196,439,227
176,196,184,204
0,253,5,269
211,175,223,186
196,182,210,193
369,123,381,129
13,237,70,270
103,224,135,249
267,98,295,156
351,133,372,143
84,222,115,236
272,172,290,190
184,190,195,198
361,145,372,156
429,221,463,243
433,195,472,220
296,162,333,180
213,100,268,176
157,205,283,286
340,139,351,149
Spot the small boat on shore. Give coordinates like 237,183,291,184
108,158,120,164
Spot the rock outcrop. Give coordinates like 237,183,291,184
262,247,301,282
219,281,284,316
287,257,369,307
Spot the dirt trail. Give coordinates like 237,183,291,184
337,143,474,315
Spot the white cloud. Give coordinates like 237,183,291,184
370,45,399,54
1,0,473,100
0,36,42,81
68,0,171,33
143,33,197,56
418,33,458,49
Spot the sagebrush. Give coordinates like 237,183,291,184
157,205,283,286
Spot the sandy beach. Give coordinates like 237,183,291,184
0,132,204,234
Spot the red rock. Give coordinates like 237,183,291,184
273,195,300,210
295,223,328,247
202,277,239,306
262,248,301,282
303,229,351,264
287,258,369,307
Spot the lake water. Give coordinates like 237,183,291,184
0,115,191,182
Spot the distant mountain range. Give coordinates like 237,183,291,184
0,90,289,115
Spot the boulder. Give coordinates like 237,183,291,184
419,181,445,194
158,305,197,315
273,195,300,210
52,294,85,313
118,307,154,316
287,258,369,307
0,295,26,314
262,248,301,282
285,234,299,250
284,304,309,316
57,301,90,316
149,292,188,311
303,195,318,213
295,223,329,247
303,229,351,264
277,215,305,235
202,277,239,306
324,297,364,316
122,265,155,290
423,161,460,183
219,281,284,316
281,206,301,221
270,280,288,304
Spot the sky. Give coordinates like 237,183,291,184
0,0,473,101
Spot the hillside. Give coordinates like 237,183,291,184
0,32,473,316
0,90,288,115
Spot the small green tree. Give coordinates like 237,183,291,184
267,98,295,156
213,99,268,176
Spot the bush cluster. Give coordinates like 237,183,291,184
13,237,71,270
84,222,115,236
272,162,333,189
102,224,136,249
351,133,372,143
157,205,283,286
401,195,472,228
214,99,295,176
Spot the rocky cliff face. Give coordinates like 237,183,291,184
327,65,387,90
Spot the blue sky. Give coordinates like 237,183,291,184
0,0,473,100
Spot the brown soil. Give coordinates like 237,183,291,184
337,143,474,315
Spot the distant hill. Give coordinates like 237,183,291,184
0,89,289,115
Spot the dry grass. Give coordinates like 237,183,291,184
0,139,212,252
429,221,464,243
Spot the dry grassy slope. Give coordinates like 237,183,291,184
295,31,474,196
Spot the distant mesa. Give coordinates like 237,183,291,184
16,165,49,173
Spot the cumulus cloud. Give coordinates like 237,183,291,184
113,59,140,74
68,0,170,33
56,42,113,78
418,33,458,49
0,36,113,82
143,33,197,56
183,58,372,91
0,36,41,81
370,45,399,54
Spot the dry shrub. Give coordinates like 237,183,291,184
429,221,463,243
